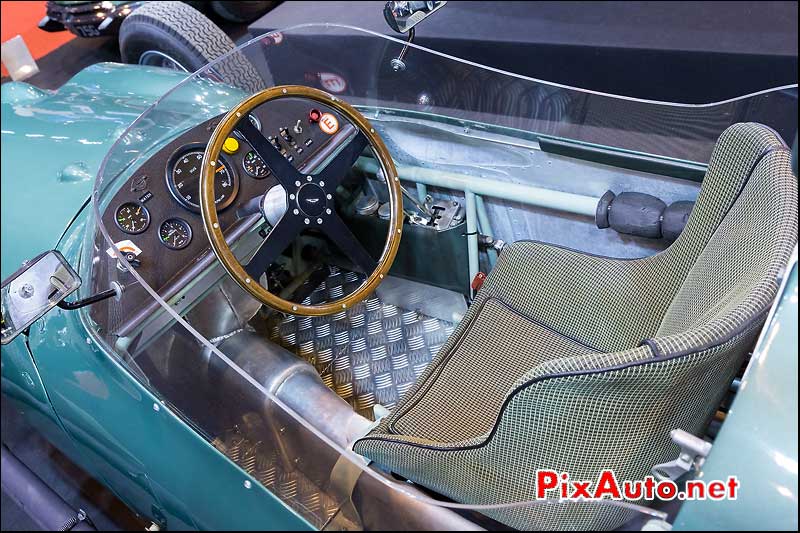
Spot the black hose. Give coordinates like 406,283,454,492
1,444,96,531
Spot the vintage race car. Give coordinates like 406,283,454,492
1,2,798,531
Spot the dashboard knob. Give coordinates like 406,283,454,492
222,136,240,154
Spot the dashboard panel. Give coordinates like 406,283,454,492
90,97,348,336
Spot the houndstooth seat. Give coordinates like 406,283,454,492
353,123,798,530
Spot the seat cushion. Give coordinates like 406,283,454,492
386,297,599,443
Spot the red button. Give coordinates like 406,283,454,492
471,272,487,291
308,109,321,123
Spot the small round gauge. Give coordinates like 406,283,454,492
159,218,193,250
242,150,270,178
115,202,150,234
166,147,239,212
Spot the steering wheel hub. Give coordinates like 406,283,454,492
296,183,327,217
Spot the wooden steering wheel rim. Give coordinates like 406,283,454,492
200,85,403,316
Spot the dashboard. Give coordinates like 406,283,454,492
91,98,348,336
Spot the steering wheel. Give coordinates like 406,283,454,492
200,85,403,316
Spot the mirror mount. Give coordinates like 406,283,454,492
390,27,415,72
384,1,446,71
57,282,124,311
2,250,82,344
1,251,125,344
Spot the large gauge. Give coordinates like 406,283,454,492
166,146,239,212
115,202,150,234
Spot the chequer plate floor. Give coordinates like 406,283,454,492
265,266,456,419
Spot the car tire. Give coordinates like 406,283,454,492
210,1,276,23
119,1,261,91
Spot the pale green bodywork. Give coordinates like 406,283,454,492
0,63,191,279
1,63,311,530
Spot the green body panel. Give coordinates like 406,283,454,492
1,63,312,529
674,262,798,530
0,335,83,462
25,210,310,531
0,63,190,279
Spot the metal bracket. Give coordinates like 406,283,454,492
428,200,463,230
651,429,712,481
390,27,415,71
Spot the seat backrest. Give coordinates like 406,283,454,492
656,127,797,344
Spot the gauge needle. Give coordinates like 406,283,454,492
216,165,226,174
136,206,141,215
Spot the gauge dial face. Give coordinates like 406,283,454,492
159,218,192,250
115,202,150,234
242,150,270,178
167,149,239,212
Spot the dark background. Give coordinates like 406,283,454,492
252,1,799,103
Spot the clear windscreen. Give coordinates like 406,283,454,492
81,24,795,530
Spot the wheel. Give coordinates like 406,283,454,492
118,1,261,92
120,1,232,71
210,1,276,23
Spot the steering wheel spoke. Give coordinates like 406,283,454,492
322,214,378,275
316,131,369,191
244,216,303,279
235,117,302,189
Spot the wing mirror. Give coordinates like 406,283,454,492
384,1,447,33
1,251,81,345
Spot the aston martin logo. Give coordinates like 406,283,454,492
130,175,148,192
305,198,320,204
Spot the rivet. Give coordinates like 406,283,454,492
295,180,301,187
153,403,160,412
210,160,216,166
325,208,332,215
289,193,295,200
292,305,297,311
370,128,374,133
306,175,313,182
304,218,310,224
394,176,399,181
293,208,299,215
282,88,287,94
236,112,241,117
244,480,252,489
326,194,332,200
342,303,346,308
246,278,251,284
213,222,219,228
397,228,401,233
319,180,325,187
379,274,384,279
317,218,323,224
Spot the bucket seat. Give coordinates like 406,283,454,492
353,123,798,530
